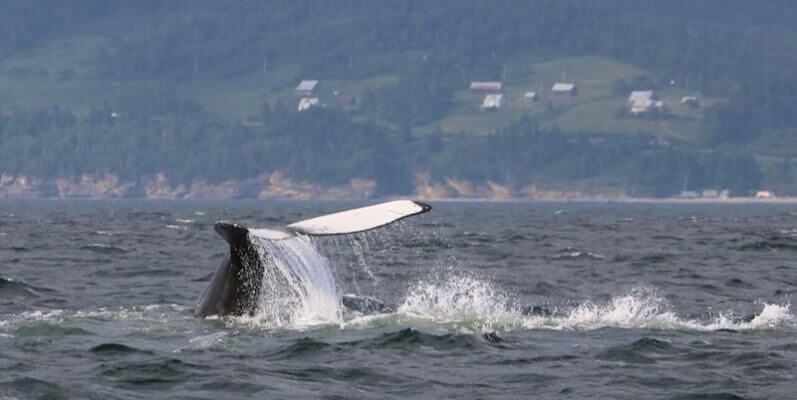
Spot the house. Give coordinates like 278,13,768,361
702,189,730,199
297,97,320,111
628,90,662,114
701,189,719,198
481,94,503,110
755,190,775,199
469,81,502,92
551,82,576,98
523,91,538,104
681,96,699,108
295,80,318,95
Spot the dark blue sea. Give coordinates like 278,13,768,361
1,200,795,399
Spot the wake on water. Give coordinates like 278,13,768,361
214,234,795,334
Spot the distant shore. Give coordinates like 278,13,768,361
2,194,797,204
423,196,797,204
1,172,793,203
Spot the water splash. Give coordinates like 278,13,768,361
398,275,515,321
348,278,796,334
246,235,342,328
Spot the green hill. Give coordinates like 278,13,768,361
1,1,796,197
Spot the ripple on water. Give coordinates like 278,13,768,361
597,337,681,365
79,244,128,254
89,343,154,355
13,322,93,337
100,358,204,390
0,377,72,400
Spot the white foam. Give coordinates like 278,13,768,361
353,279,797,334
398,275,514,320
175,331,229,352
388,275,521,333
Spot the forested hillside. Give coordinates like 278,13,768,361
1,1,796,198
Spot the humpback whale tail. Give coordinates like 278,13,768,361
197,200,431,318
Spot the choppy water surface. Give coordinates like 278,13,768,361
1,200,795,399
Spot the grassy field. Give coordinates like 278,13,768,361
0,34,398,120
427,56,717,142
0,39,716,143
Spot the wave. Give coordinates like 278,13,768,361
90,342,154,354
0,305,193,339
0,276,57,298
549,250,607,261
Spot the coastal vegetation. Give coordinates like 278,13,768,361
1,1,795,197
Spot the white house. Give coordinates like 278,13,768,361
755,190,775,199
297,97,320,111
470,81,502,92
628,90,662,114
523,91,538,103
551,82,576,97
295,80,319,95
481,94,503,110
681,96,699,108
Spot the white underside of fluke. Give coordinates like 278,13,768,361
245,200,430,241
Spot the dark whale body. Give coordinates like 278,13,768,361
196,223,263,317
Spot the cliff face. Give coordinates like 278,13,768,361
0,171,626,200
56,174,136,198
0,172,379,200
0,174,55,197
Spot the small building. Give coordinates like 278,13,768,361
755,190,775,199
551,82,576,98
681,96,699,108
297,97,320,111
702,189,730,199
701,189,719,198
628,90,662,114
481,94,504,110
523,91,538,104
470,81,502,92
295,80,318,95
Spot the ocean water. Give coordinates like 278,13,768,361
0,200,795,399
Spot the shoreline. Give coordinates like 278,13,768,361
1,195,796,204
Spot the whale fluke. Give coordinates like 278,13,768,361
214,222,249,246
286,200,431,237
197,200,431,317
